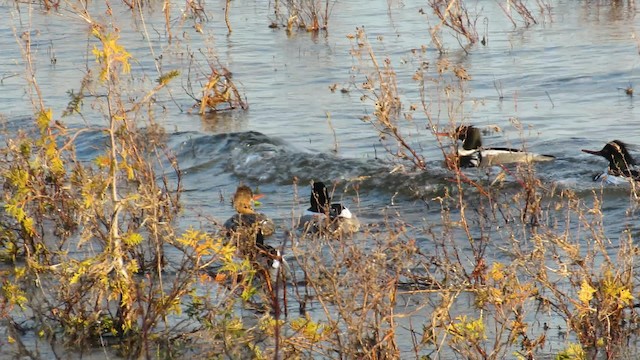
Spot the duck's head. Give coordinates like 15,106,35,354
582,140,636,175
310,181,331,213
232,185,260,215
455,125,482,150
436,125,482,150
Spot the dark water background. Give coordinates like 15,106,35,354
2,0,640,358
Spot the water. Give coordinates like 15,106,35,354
1,0,640,358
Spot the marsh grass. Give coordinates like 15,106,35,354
184,50,248,114
426,0,480,52
348,28,426,171
271,0,334,32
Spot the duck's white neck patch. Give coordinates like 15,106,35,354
271,250,281,269
338,207,353,219
458,148,478,156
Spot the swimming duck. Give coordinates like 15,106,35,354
224,185,275,237
299,181,360,236
582,140,640,184
437,125,555,168
224,185,276,258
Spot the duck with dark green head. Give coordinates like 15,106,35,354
299,181,360,237
437,125,555,168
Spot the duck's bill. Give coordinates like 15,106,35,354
581,149,602,156
252,193,265,201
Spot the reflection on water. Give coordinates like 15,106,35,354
2,0,640,358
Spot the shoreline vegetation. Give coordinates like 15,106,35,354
1,0,639,359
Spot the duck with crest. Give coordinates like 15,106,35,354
223,185,279,268
437,125,555,168
582,140,640,184
299,181,360,236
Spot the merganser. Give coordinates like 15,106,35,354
437,125,555,168
224,185,276,260
582,140,640,184
224,185,275,237
299,181,360,236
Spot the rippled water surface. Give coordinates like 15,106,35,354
2,0,640,358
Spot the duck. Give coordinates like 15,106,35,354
582,140,640,184
223,185,275,237
437,125,555,168
299,181,360,236
223,185,276,258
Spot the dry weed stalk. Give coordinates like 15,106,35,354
184,51,247,114
286,219,418,358
349,28,426,170
1,15,254,358
499,0,538,27
198,67,246,113
271,0,334,32
425,0,479,52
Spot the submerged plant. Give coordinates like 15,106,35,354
270,0,335,32
185,51,248,114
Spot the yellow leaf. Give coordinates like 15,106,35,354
489,262,505,282
94,155,112,168
123,232,143,246
578,280,596,304
619,288,634,306
36,109,52,134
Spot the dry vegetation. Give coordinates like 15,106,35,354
1,0,640,360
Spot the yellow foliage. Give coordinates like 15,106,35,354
489,262,505,282
94,155,112,169
4,201,35,236
161,295,182,315
488,287,504,305
177,228,236,261
619,288,634,306
123,232,143,247
290,316,327,342
91,28,132,82
1,281,28,309
177,228,204,247
578,280,596,305
14,267,26,278
447,315,486,344
601,272,634,307
226,317,244,332
126,259,139,274
258,315,286,337
36,109,52,134
22,217,35,236
555,342,586,360
46,144,65,175
157,70,180,85
7,168,29,192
